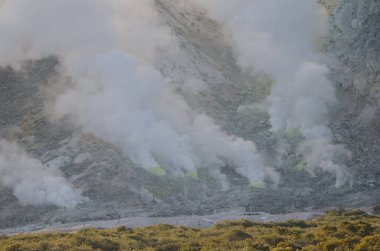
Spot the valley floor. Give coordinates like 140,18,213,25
0,210,324,236
1,210,379,251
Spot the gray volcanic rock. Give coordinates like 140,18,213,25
327,0,380,111
0,0,379,230
325,0,380,194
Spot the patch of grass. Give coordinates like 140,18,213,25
1,210,379,250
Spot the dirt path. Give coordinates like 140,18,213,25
0,210,325,235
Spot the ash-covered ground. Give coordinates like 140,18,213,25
0,0,379,230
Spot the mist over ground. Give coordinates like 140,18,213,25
0,0,379,230
191,0,352,186
0,0,276,207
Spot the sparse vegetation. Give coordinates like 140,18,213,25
1,210,379,251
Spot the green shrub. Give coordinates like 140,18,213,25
354,234,380,251
225,229,252,241
0,211,379,251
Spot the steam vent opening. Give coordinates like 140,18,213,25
0,0,380,249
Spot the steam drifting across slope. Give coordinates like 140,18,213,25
0,0,278,200
191,0,352,186
0,140,87,208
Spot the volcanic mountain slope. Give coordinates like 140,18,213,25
0,0,379,229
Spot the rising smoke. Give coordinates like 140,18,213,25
0,0,351,211
191,0,352,186
0,0,278,203
0,139,87,208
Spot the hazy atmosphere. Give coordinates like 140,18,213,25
0,0,379,249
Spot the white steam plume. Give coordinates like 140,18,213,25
191,0,351,186
0,0,277,188
0,140,87,208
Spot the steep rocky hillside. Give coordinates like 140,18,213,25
0,0,379,230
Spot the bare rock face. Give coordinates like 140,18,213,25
327,0,380,111
325,0,380,195
0,0,379,229
319,0,340,14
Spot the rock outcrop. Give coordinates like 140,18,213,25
0,0,379,229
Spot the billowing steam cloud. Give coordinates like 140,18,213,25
0,0,278,191
52,51,276,187
191,0,352,186
0,140,87,208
